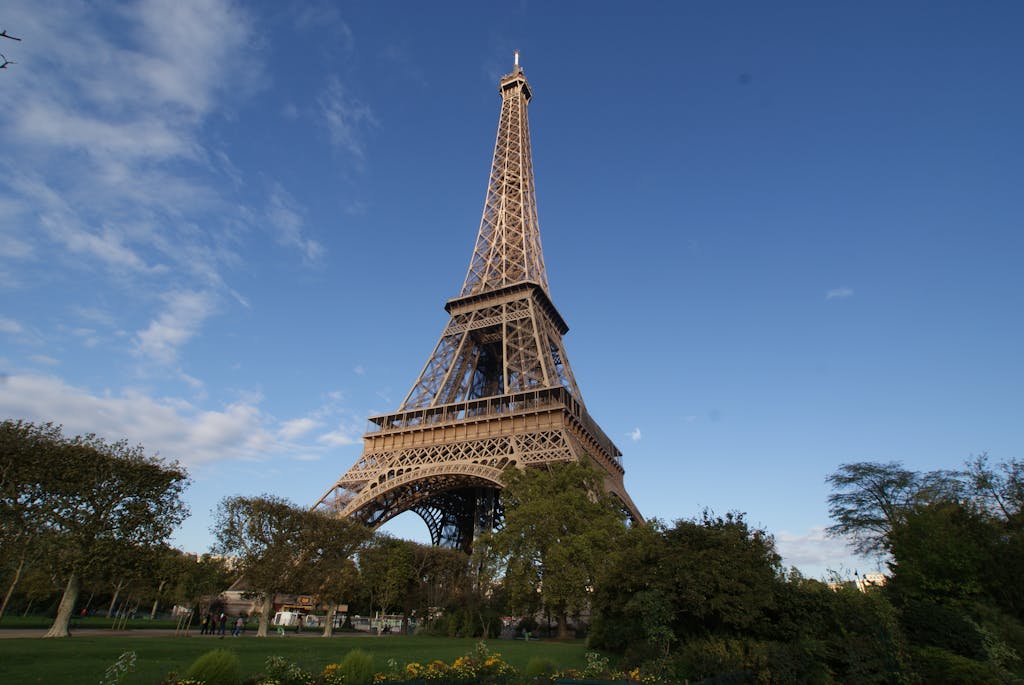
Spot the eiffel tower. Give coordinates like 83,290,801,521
315,53,641,551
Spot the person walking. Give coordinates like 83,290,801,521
200,614,209,635
218,611,227,637
232,616,244,637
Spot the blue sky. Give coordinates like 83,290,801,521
1,1,1022,577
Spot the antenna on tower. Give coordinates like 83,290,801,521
514,50,520,68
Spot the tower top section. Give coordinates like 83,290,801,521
460,53,546,296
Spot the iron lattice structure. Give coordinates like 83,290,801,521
315,57,642,551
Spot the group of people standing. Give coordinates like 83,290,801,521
199,611,245,637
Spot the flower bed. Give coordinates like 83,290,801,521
155,642,667,685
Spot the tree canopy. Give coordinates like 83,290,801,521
0,420,189,636
492,460,627,639
212,495,372,637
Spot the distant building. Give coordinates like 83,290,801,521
828,572,887,592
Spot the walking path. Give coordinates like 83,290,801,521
0,628,379,639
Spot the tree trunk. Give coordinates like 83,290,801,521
150,579,167,620
45,573,80,638
0,554,26,621
556,613,570,640
256,595,271,637
322,606,335,637
478,608,489,639
106,578,126,618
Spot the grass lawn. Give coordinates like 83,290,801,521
0,615,182,630
0,634,591,685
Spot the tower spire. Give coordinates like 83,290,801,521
460,57,547,296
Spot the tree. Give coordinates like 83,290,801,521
0,421,64,620
492,460,627,639
826,461,970,557
211,495,310,637
826,461,923,556
590,512,781,656
463,533,506,638
180,553,235,613
826,456,1024,678
0,421,189,637
964,454,1024,525
357,535,417,634
403,543,471,635
296,512,372,637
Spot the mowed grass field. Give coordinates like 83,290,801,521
0,634,591,685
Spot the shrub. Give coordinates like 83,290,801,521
911,646,1002,685
337,649,375,684
525,656,557,679
674,637,768,682
900,601,986,659
261,655,314,685
183,649,241,685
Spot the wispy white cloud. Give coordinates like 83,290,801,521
0,1,263,377
319,424,360,447
0,373,277,466
0,317,23,334
353,365,365,376
318,76,377,160
72,306,117,327
0,234,33,259
774,526,877,578
266,185,325,263
279,417,320,441
292,3,354,46
71,328,101,348
131,0,259,116
134,290,218,365
826,287,854,300
629,427,642,442
29,355,60,367
16,101,199,163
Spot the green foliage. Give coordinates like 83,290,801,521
581,651,610,679
0,635,592,685
336,649,376,684
259,655,314,685
0,420,189,636
525,656,558,679
299,513,373,618
825,461,922,556
183,649,242,685
768,577,910,684
888,501,993,603
493,460,627,639
358,535,417,619
212,496,369,636
910,646,1003,685
899,600,986,659
671,636,769,683
825,457,1024,682
590,512,780,658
